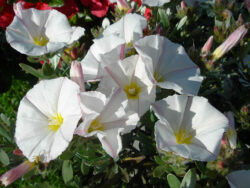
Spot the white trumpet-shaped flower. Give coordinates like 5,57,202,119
98,55,156,116
75,89,139,158
81,35,125,82
134,35,203,95
101,13,147,44
15,77,82,163
6,3,85,56
227,170,250,188
142,0,170,7
152,95,228,161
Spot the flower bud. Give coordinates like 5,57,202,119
117,0,130,11
212,23,249,62
201,36,214,57
70,61,85,92
245,0,250,12
181,1,186,10
0,161,35,186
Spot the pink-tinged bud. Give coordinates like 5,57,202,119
127,8,134,14
155,24,163,35
13,149,23,157
212,23,249,62
70,61,85,92
0,161,35,186
225,111,237,149
245,0,250,12
237,14,244,26
181,1,186,10
201,36,214,56
242,105,248,115
117,0,130,11
214,26,219,35
70,48,78,60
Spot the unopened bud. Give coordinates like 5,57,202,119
212,23,249,62
241,105,248,115
117,0,130,11
181,1,186,10
0,161,35,186
245,0,250,12
70,61,85,92
237,14,244,26
70,48,78,60
201,36,214,57
155,24,163,35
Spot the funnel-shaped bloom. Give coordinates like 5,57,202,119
75,89,139,158
142,0,170,7
6,4,85,56
98,55,156,116
101,13,147,44
81,35,125,82
225,111,237,149
227,170,250,188
212,24,248,62
70,61,85,92
134,35,203,95
15,77,82,163
0,161,35,186
152,95,228,161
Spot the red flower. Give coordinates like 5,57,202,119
0,0,14,29
19,0,52,10
144,8,151,21
133,0,142,7
55,0,79,19
81,0,111,18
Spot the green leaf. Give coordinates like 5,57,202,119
176,16,187,31
19,63,51,79
27,56,41,63
0,125,11,142
62,160,73,184
42,63,54,76
81,160,90,175
180,169,196,188
195,161,206,174
0,149,9,166
158,9,169,28
153,165,170,178
60,151,74,160
167,174,181,188
48,0,64,7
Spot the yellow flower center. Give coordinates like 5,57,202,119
49,113,64,131
124,82,142,100
154,72,164,83
88,118,104,133
175,129,193,145
33,35,49,46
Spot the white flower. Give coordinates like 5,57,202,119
134,35,203,95
81,35,125,82
101,13,147,44
6,3,85,56
15,77,82,163
227,170,250,188
98,55,156,116
152,95,228,161
142,0,170,7
225,111,237,149
75,89,139,158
